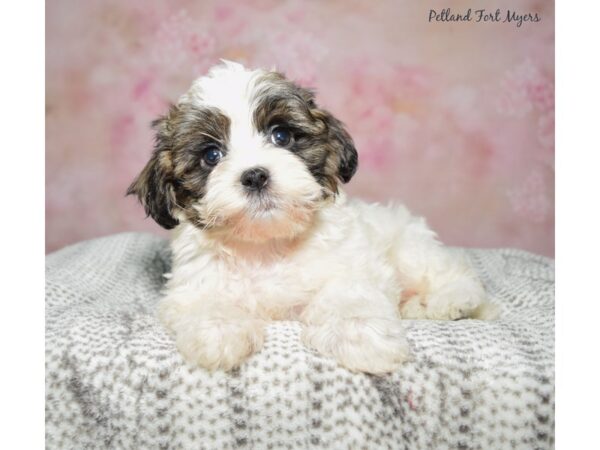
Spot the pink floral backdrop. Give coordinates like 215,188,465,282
46,0,554,256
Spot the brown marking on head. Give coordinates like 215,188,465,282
127,103,231,229
251,72,358,196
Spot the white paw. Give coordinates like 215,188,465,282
302,318,410,374
172,318,265,371
426,277,488,320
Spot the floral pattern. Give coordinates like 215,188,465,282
46,0,554,255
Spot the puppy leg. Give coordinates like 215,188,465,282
395,220,496,320
401,255,495,320
301,282,410,374
158,291,265,371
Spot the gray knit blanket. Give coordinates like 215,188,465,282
46,233,555,449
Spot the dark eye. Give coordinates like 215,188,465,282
203,147,223,166
270,126,293,147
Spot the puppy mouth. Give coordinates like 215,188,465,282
246,193,278,217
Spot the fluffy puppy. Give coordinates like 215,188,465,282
128,60,496,374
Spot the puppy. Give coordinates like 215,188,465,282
128,60,496,374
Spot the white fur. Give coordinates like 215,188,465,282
158,62,494,374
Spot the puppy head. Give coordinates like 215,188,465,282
128,60,358,242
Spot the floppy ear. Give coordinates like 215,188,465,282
315,109,358,184
328,114,358,183
127,115,179,229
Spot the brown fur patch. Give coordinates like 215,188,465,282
127,104,231,229
251,72,358,196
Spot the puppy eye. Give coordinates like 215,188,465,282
203,147,223,166
270,126,293,147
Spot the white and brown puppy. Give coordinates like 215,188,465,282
128,60,496,374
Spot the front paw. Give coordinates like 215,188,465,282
172,318,265,371
302,318,410,374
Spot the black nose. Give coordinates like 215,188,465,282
240,167,270,191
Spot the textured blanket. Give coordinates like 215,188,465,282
46,233,555,449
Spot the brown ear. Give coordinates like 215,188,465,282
127,115,179,229
317,109,358,184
